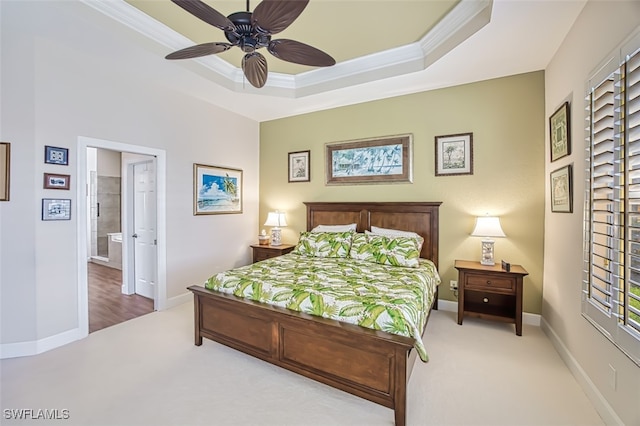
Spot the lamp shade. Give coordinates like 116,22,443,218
264,211,287,227
471,216,506,238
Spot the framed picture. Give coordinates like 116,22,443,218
42,198,71,221
550,101,571,162
0,142,9,201
193,163,243,215
43,173,70,190
435,133,473,176
325,134,412,185
288,150,310,182
44,145,69,165
550,164,572,213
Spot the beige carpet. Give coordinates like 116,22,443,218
0,302,603,426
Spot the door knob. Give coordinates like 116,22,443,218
132,233,138,238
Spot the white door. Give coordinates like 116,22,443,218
133,161,156,299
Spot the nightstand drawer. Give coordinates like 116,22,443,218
465,274,514,292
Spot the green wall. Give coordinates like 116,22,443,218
260,71,545,314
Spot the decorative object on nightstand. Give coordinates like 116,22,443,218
470,215,506,266
264,211,287,246
258,229,270,246
455,260,528,335
250,243,295,263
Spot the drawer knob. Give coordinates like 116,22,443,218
483,297,489,303
486,280,492,285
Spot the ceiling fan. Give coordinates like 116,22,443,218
165,0,336,88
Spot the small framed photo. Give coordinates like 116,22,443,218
45,145,69,165
435,133,473,176
550,101,570,162
550,164,572,213
44,173,70,190
288,150,310,182
193,163,242,215
42,198,71,221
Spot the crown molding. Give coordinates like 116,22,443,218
82,0,492,98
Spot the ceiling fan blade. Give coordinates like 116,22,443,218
171,0,235,32
268,39,335,67
165,42,232,60
242,52,268,88
252,0,309,34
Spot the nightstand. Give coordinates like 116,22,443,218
250,243,295,263
454,260,529,335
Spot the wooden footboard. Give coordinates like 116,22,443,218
188,285,432,426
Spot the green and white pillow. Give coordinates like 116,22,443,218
292,231,353,258
350,233,421,268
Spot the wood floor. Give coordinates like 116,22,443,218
88,262,154,333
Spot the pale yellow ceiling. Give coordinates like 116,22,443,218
125,0,459,75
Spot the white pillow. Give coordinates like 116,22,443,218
311,223,357,232
370,226,421,239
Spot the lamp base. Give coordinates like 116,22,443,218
480,239,495,266
271,227,282,246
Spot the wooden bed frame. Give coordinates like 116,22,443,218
187,201,441,426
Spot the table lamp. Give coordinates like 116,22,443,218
264,211,287,246
471,216,506,266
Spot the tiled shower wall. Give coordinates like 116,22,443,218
95,176,121,257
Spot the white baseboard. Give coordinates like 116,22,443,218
161,292,191,310
541,318,623,426
0,327,82,360
437,298,541,326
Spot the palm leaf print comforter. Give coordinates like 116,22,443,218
205,254,440,362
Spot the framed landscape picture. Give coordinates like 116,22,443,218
550,102,570,162
193,163,242,215
325,134,412,185
435,133,473,176
550,164,572,213
42,198,71,221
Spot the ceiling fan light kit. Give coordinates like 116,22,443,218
166,0,336,88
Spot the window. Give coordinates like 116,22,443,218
583,34,640,365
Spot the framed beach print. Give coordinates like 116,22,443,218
288,150,310,182
0,142,9,201
550,164,572,213
193,163,243,215
325,134,412,185
42,198,71,221
435,133,473,176
44,173,70,190
550,101,570,162
44,145,69,165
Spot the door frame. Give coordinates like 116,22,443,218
76,136,167,338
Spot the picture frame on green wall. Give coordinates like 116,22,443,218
288,150,310,182
435,132,473,176
325,134,412,185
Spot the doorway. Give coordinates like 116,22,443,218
76,136,167,338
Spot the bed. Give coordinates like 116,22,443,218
187,201,441,426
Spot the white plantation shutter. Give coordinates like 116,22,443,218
583,37,640,365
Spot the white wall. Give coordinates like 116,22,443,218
0,1,259,354
543,1,640,425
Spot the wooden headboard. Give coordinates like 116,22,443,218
304,201,441,267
